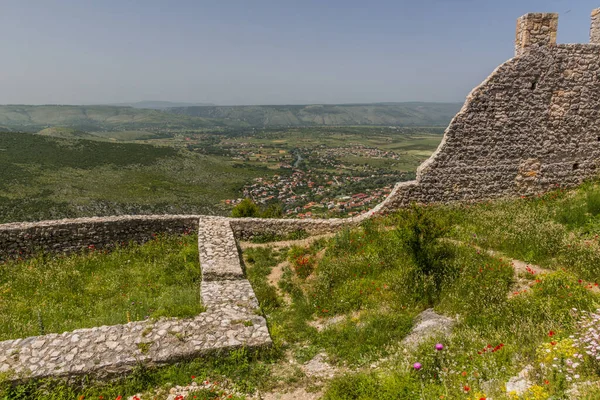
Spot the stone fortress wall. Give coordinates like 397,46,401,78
2,9,600,381
378,10,600,211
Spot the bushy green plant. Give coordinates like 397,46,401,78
261,203,283,218
395,205,454,303
586,188,600,216
231,199,285,219
231,198,261,218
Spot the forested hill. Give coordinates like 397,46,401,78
166,102,462,127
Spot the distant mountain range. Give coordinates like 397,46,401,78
102,101,216,110
0,102,462,133
166,102,462,127
0,105,220,133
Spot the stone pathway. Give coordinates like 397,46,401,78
198,217,245,281
0,217,272,381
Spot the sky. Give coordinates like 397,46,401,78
0,0,598,106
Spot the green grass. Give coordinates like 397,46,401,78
449,181,600,281
0,233,202,340
3,182,600,398
241,184,600,399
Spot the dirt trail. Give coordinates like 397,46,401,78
447,239,599,295
238,233,335,251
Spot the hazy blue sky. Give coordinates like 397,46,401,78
0,0,598,105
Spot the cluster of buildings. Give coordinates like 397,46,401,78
226,170,393,218
317,145,402,160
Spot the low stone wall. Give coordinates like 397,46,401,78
0,214,360,261
0,217,271,381
0,215,201,261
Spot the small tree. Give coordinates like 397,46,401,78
261,203,283,218
231,198,260,218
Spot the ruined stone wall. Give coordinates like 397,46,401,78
0,217,271,380
0,214,358,260
379,10,600,211
0,215,201,260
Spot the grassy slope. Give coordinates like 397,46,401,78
242,184,600,399
3,183,600,399
0,132,271,223
0,233,201,341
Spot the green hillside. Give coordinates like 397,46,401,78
166,102,462,127
0,105,223,132
36,127,98,139
0,132,271,222
0,103,462,133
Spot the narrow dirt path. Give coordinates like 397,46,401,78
447,239,599,295
238,233,336,251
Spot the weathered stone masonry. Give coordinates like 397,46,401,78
0,215,200,261
378,9,600,211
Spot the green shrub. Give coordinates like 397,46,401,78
586,188,600,216
395,205,453,304
231,198,260,218
261,203,283,218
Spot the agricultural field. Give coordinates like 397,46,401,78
0,233,201,341
0,127,443,223
4,181,600,399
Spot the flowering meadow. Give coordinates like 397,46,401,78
242,183,600,399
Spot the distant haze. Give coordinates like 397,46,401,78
0,0,596,106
